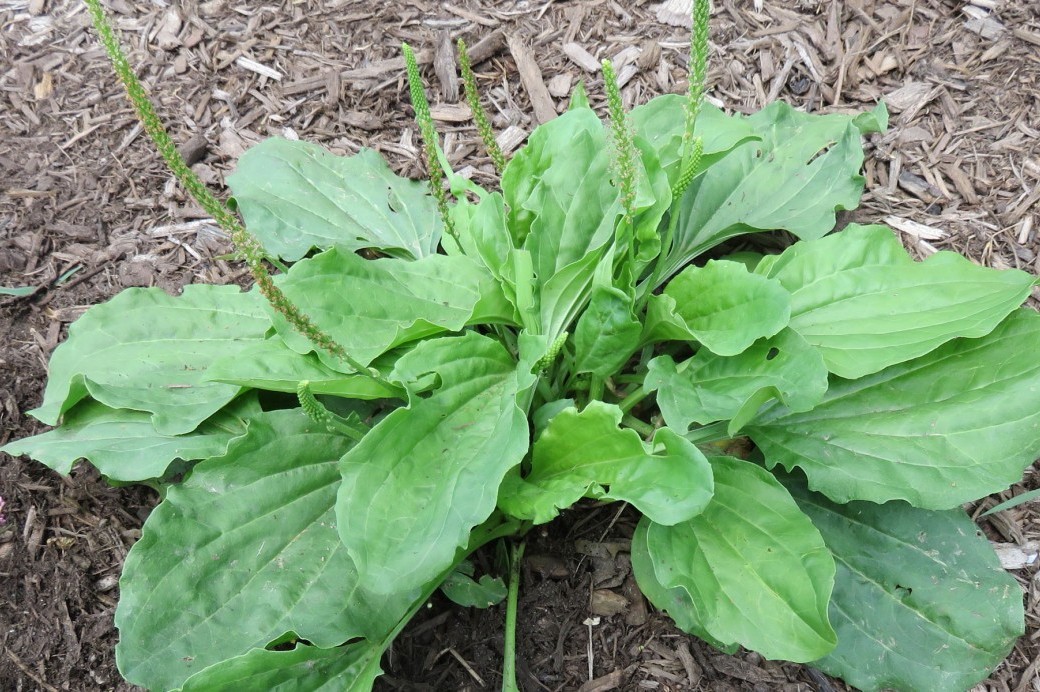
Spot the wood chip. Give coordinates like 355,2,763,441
429,103,472,123
590,589,629,617
508,35,558,124
884,81,935,114
992,541,1040,570
547,73,574,98
235,56,282,81
496,125,528,155
577,669,624,692
898,170,944,203
884,215,948,241
434,30,459,103
563,42,601,72
656,0,693,27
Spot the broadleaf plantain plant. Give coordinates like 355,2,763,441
5,0,1038,690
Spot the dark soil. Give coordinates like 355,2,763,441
3,0,1040,690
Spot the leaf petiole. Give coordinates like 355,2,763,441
501,541,525,692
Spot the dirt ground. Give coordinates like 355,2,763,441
2,0,1040,690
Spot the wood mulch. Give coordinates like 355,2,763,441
2,0,1039,689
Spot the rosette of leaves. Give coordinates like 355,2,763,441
5,4,1040,692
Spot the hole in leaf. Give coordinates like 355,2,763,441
765,347,780,361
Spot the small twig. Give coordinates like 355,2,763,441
5,648,60,692
445,647,486,686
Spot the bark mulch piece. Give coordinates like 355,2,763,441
2,0,1039,689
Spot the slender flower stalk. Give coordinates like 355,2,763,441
601,59,639,230
83,0,372,377
457,39,507,175
674,0,711,200
402,43,458,245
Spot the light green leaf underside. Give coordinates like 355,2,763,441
498,401,713,526
660,102,886,284
116,410,417,691
272,249,515,371
749,308,1040,509
31,285,270,435
1,396,255,481
646,328,828,433
786,480,1023,692
645,260,791,356
642,456,836,662
205,336,405,400
336,333,531,595
759,224,1036,378
228,138,441,261
178,642,384,692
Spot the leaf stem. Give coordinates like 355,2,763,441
684,421,729,444
618,385,647,414
502,541,525,692
622,414,655,438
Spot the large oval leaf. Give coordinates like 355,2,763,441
272,249,515,371
30,285,270,435
178,642,384,692
204,336,405,400
115,410,417,691
336,333,531,595
646,328,828,434
228,139,442,261
748,309,1040,508
640,456,836,662
498,401,713,526
757,224,1035,379
1,396,254,481
658,102,887,283
644,260,791,356
786,479,1024,692
630,520,738,655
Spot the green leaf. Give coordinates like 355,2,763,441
630,520,738,655
115,410,418,691
786,480,1024,692
0,396,254,481
659,102,886,283
0,285,36,297
205,336,405,400
336,333,531,595
499,402,713,526
503,107,615,265
572,285,642,377
30,285,270,435
646,328,827,433
748,309,1040,508
537,248,611,340
503,107,624,337
272,249,515,371
228,139,441,261
178,642,384,692
757,224,1035,378
644,260,791,356
630,95,758,187
440,561,507,609
640,456,836,662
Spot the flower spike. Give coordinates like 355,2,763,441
402,42,459,245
